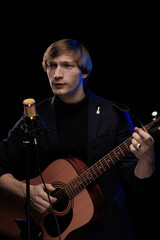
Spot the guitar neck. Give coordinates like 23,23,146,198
64,137,132,199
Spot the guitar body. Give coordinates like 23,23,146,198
0,158,105,240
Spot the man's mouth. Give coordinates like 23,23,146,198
53,82,66,88
53,82,65,85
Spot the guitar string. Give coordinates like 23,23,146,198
43,118,158,215
44,117,159,215
54,138,131,202
50,138,132,202
52,117,160,202
44,121,157,213
46,151,124,213
47,137,132,204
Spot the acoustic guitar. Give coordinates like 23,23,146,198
0,113,159,240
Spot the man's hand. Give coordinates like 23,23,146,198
130,127,155,178
30,183,57,213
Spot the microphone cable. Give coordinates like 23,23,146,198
34,138,62,240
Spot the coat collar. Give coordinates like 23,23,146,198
37,91,102,165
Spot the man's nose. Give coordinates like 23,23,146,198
54,66,63,79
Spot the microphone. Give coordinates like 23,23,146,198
23,98,36,119
21,98,47,138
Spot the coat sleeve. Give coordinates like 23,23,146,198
115,109,155,193
0,116,34,180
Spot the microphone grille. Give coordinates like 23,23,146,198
23,98,35,106
23,98,36,119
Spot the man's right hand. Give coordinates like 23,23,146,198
30,183,57,213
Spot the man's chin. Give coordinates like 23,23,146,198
52,89,67,96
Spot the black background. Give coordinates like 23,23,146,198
0,3,159,238
1,4,159,136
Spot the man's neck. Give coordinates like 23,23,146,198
58,91,86,104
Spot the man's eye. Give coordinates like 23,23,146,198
64,63,73,68
48,63,56,68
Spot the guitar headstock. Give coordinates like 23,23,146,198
144,111,160,136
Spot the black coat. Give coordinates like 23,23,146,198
0,90,154,239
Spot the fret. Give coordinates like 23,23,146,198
124,141,130,151
75,180,84,191
94,162,103,175
67,170,95,198
99,161,107,172
80,174,89,186
70,183,78,195
103,157,111,169
96,162,106,174
114,150,120,160
85,170,94,183
68,182,77,196
64,185,74,199
99,161,106,171
119,147,125,156
108,154,115,165
116,149,123,157
64,137,133,199
66,181,82,198
91,167,99,179
75,179,85,191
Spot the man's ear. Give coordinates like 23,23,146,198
82,73,89,79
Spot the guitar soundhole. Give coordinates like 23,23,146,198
44,183,73,237
50,187,70,214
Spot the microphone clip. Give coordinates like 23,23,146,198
21,115,47,139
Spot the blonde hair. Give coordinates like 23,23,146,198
42,39,92,85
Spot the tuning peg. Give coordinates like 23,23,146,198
152,111,158,120
152,111,158,117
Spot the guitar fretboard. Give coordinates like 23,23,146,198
64,137,132,199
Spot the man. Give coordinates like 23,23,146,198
0,39,155,239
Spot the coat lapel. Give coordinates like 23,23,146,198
87,91,102,166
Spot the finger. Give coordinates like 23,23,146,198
131,138,139,149
43,184,57,203
44,183,55,192
34,184,54,203
130,144,137,154
48,195,57,204
132,131,142,145
134,127,154,143
34,201,50,213
35,191,56,212
30,185,56,213
130,139,141,154
30,193,51,212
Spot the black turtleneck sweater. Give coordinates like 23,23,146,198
54,95,89,162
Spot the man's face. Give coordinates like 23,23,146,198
47,54,86,103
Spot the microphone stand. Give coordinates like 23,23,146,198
23,136,39,240
21,98,46,240
22,119,45,240
22,99,37,240
23,137,32,240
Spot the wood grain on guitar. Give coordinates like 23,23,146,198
0,158,105,240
